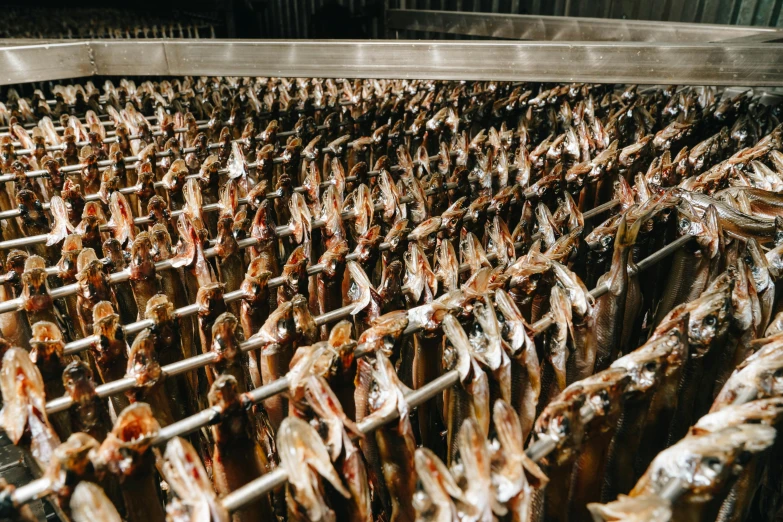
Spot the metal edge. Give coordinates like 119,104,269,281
0,41,94,85
385,9,782,42
122,39,783,86
2,38,783,86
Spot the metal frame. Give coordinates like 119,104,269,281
385,9,783,42
0,36,781,86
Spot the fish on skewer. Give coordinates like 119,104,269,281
93,403,166,522
208,375,276,522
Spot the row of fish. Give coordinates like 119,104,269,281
0,78,783,522
0,10,216,43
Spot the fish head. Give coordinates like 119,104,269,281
282,246,308,293
357,310,408,357
744,238,773,294
410,217,443,254
207,374,242,413
318,239,348,280
635,425,776,501
385,219,411,257
95,403,160,475
61,360,97,400
531,387,587,464
29,320,65,365
467,300,504,371
241,259,271,305
211,312,240,360
126,330,162,387
48,433,100,489
413,447,462,520
585,214,621,253
304,375,361,461
129,232,155,280
196,283,225,317
685,287,733,357
149,223,173,261
21,256,51,311
506,251,552,297
278,416,349,521
292,294,319,344
612,327,687,395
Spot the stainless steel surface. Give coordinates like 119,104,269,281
0,42,93,84
1,39,783,86
386,9,781,42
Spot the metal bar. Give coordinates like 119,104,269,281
385,9,780,42
0,38,779,87
222,369,461,512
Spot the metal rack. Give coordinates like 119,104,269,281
0,11,778,520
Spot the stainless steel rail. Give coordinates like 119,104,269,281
386,9,782,43
2,39,783,86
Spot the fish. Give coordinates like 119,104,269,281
602,322,688,500
125,329,177,427
494,289,541,440
145,294,198,421
196,282,228,358
412,447,463,522
128,232,160,320
149,223,196,359
62,360,112,442
208,312,251,392
631,424,776,522
317,240,349,339
239,259,272,387
90,301,131,415
588,493,672,522
442,314,490,464
102,237,139,327
93,403,166,522
0,347,60,470
593,215,645,372
451,417,494,522
69,482,123,522
161,437,230,522
278,415,350,522
209,375,276,522
76,248,119,336
44,433,116,515
302,376,371,522
278,246,309,306
365,353,417,522
249,297,312,429
29,321,71,440
490,399,549,522
21,255,59,327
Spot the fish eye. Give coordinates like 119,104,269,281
530,273,541,282
703,457,722,473
644,361,657,372
704,315,717,327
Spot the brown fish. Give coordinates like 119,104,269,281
62,360,112,442
90,301,131,414
93,403,165,522
29,321,71,439
209,375,275,522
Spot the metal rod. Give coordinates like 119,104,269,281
47,306,355,414
222,369,461,512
